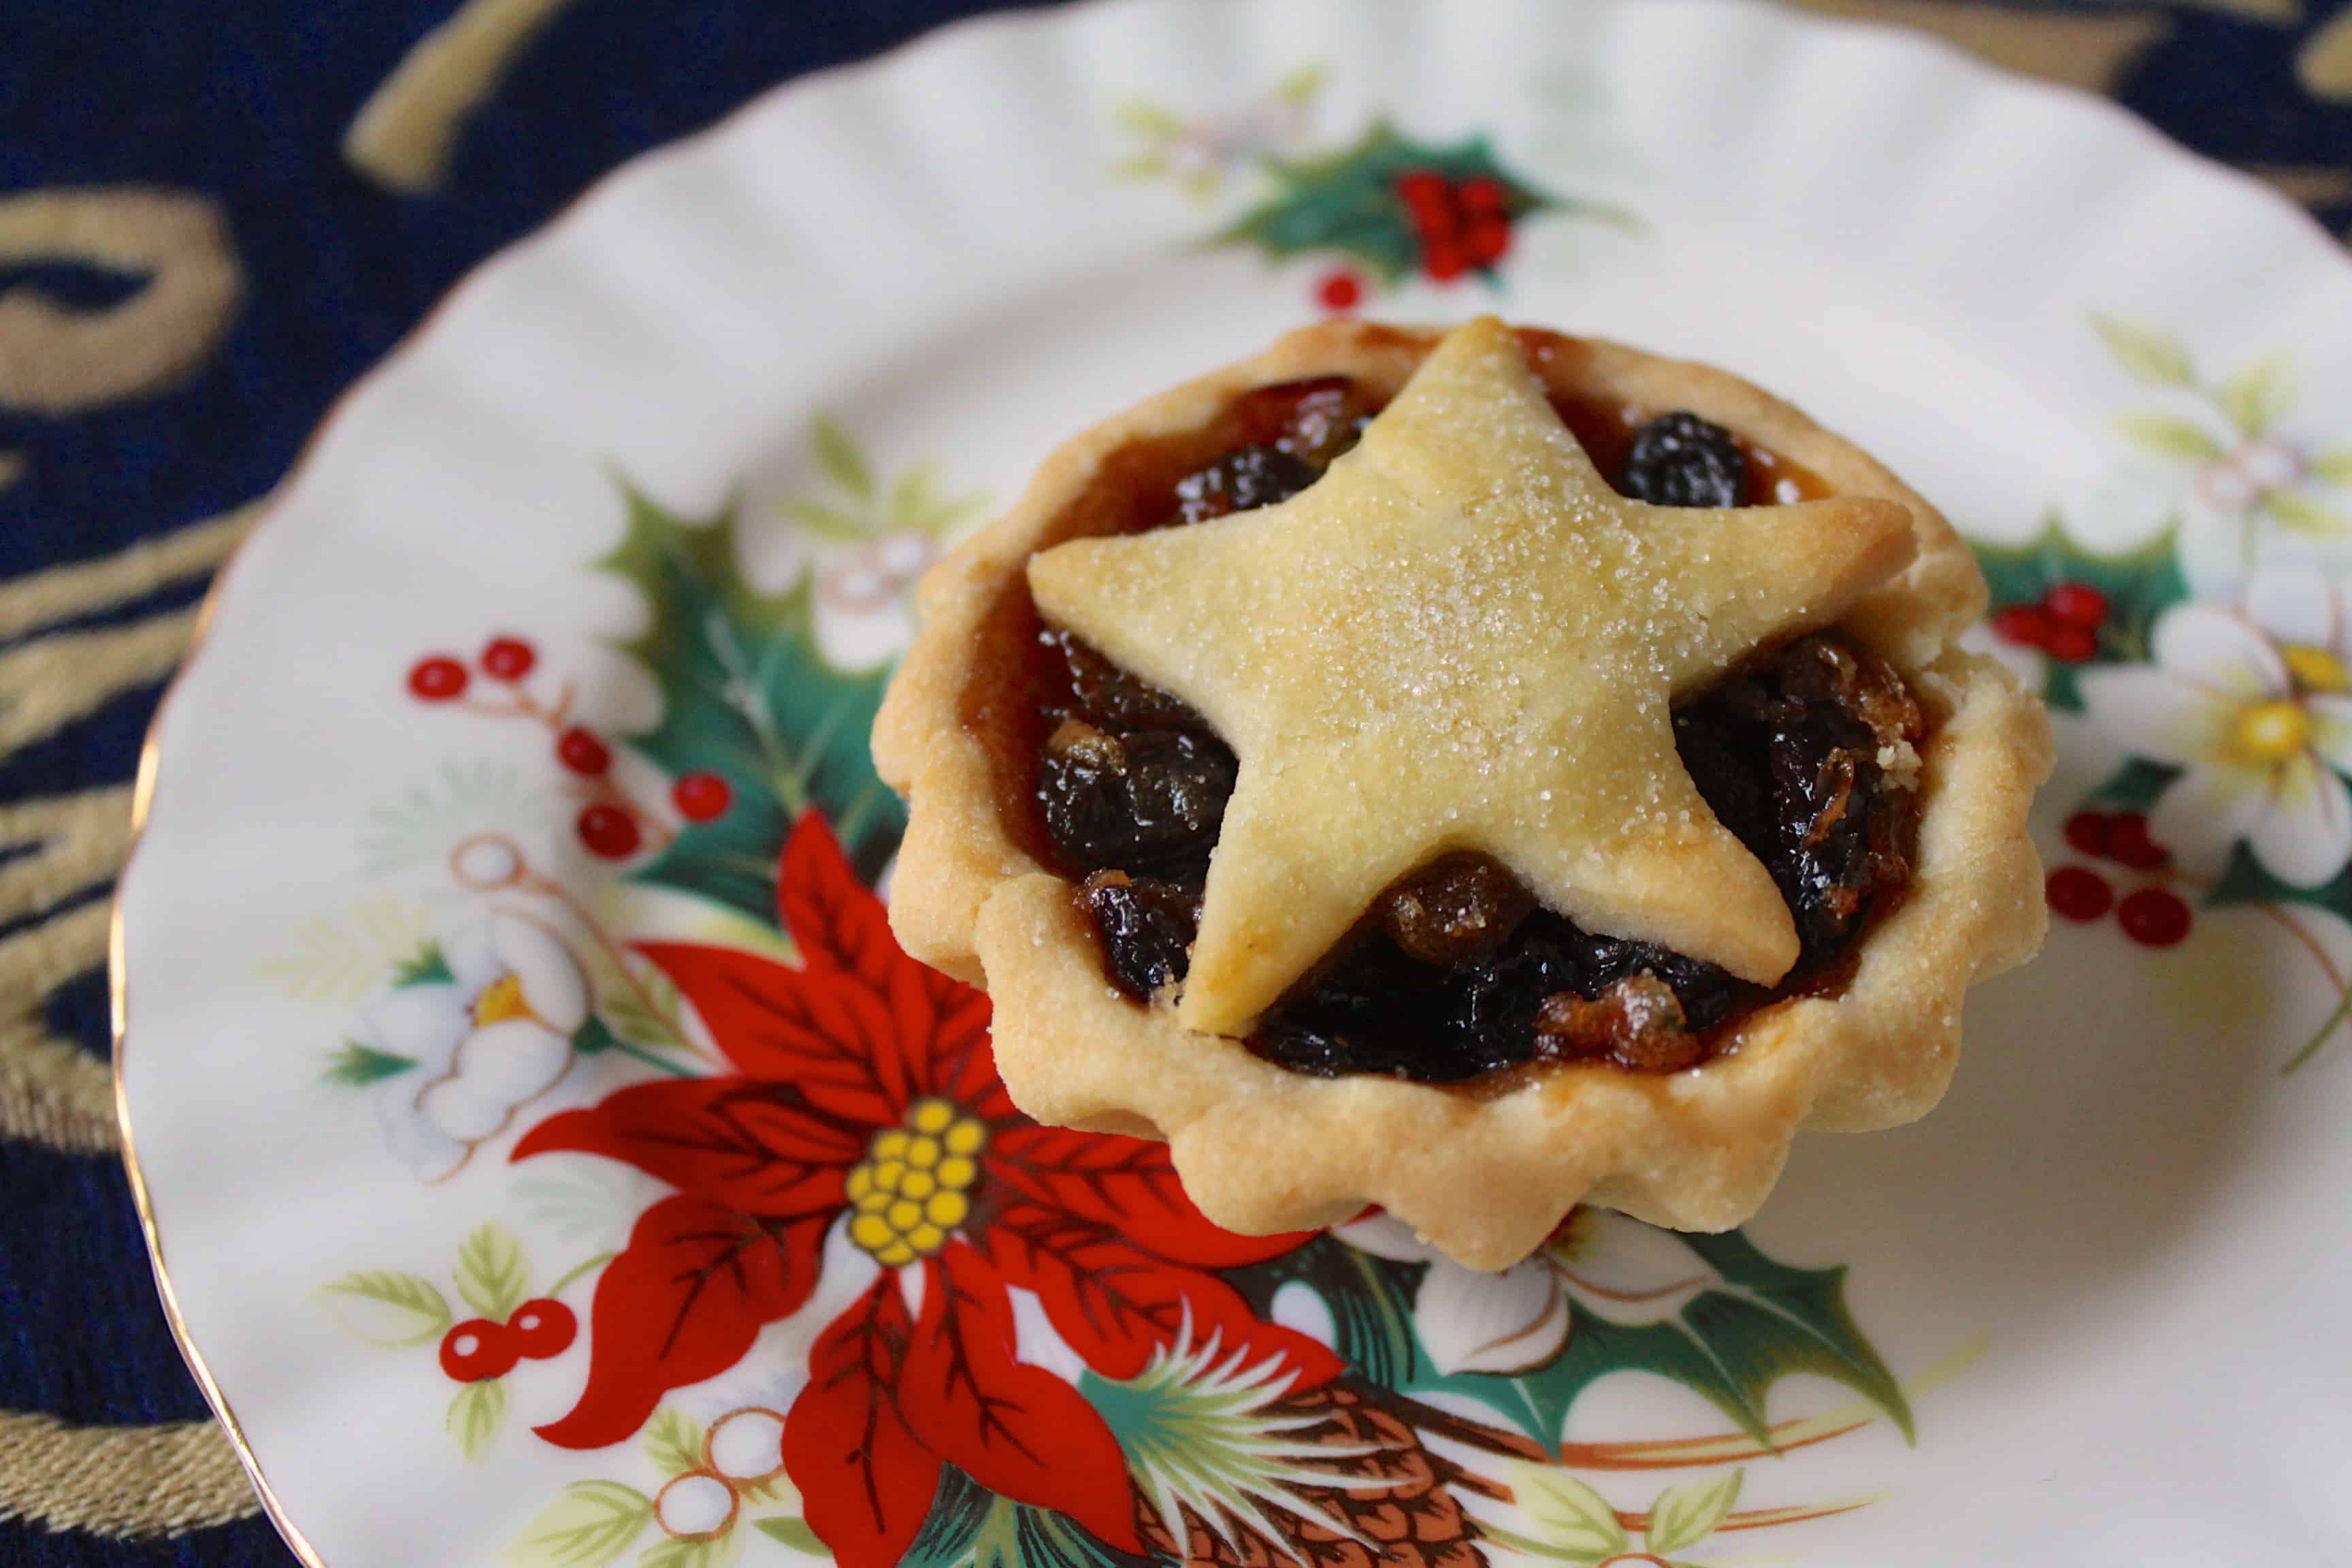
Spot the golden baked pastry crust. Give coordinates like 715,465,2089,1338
872,319,2050,1271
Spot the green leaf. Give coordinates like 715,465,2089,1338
2217,354,2297,439
779,499,870,542
2264,489,2352,537
596,483,905,921
455,1223,530,1320
502,1481,655,1568
1113,98,1186,136
316,1270,452,1346
810,412,873,500
2112,414,2223,462
753,1519,827,1555
322,1041,416,1085
1218,120,1579,284
2092,316,2195,386
2206,840,2352,919
1275,64,1327,105
901,1467,1152,1568
638,1539,735,1568
643,1407,705,1477
393,941,455,987
1507,1465,1627,1559
2085,757,2180,813
1971,514,2189,711
1644,1470,1742,1554
2310,448,2352,486
448,1377,509,1460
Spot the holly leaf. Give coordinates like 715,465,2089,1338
500,1481,654,1568
597,484,903,924
448,1377,509,1460
753,1518,828,1555
2092,316,2195,386
1218,120,1573,284
1506,1465,1627,1560
2218,354,2296,439
455,1223,531,1321
535,1195,826,1449
785,1277,942,1568
2112,413,2223,462
1644,1470,1742,1554
316,1270,452,1347
322,1041,416,1085
644,1407,706,1477
1972,514,2187,711
1245,1228,1906,1452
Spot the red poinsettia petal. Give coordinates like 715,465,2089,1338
637,941,898,1123
987,1124,1322,1268
777,813,902,991
511,1077,858,1218
536,1196,826,1449
777,813,1000,1109
986,1203,1343,1388
899,1245,1142,1553
785,1274,941,1568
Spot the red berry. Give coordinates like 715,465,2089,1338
2118,886,2191,947
1459,177,1507,216
672,772,732,823
1466,215,1512,267
1316,269,1364,314
576,803,641,860
1990,604,2054,649
506,1298,577,1360
2106,812,2169,870
440,1319,517,1382
480,636,536,681
407,655,468,702
1422,240,1471,282
2046,866,2114,922
1396,169,1450,214
556,727,611,777
2062,811,2112,859
2044,583,2110,629
2044,622,2099,664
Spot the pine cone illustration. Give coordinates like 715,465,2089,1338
1134,1382,1503,1568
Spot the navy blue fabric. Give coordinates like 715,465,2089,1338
0,3,2340,1563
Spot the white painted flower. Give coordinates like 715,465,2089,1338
2079,585,2352,887
364,913,587,1181
811,529,936,671
1336,1209,1712,1376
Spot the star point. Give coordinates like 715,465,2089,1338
1028,316,1916,1036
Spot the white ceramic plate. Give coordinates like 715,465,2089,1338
118,1,2352,1563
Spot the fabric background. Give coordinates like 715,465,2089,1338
0,1,2343,1562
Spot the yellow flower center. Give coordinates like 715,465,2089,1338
2234,698,2313,763
845,1098,988,1267
2283,643,2351,696
472,973,535,1027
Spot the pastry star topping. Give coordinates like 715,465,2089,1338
1027,316,1917,1036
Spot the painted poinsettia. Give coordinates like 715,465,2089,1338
1337,1209,1713,1375
510,814,1339,1568
2078,582,2352,887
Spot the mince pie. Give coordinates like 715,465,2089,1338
873,317,2048,1269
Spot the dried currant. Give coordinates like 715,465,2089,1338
1621,411,1748,508
1174,444,1322,524
1082,871,1200,998
1039,717,1236,879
